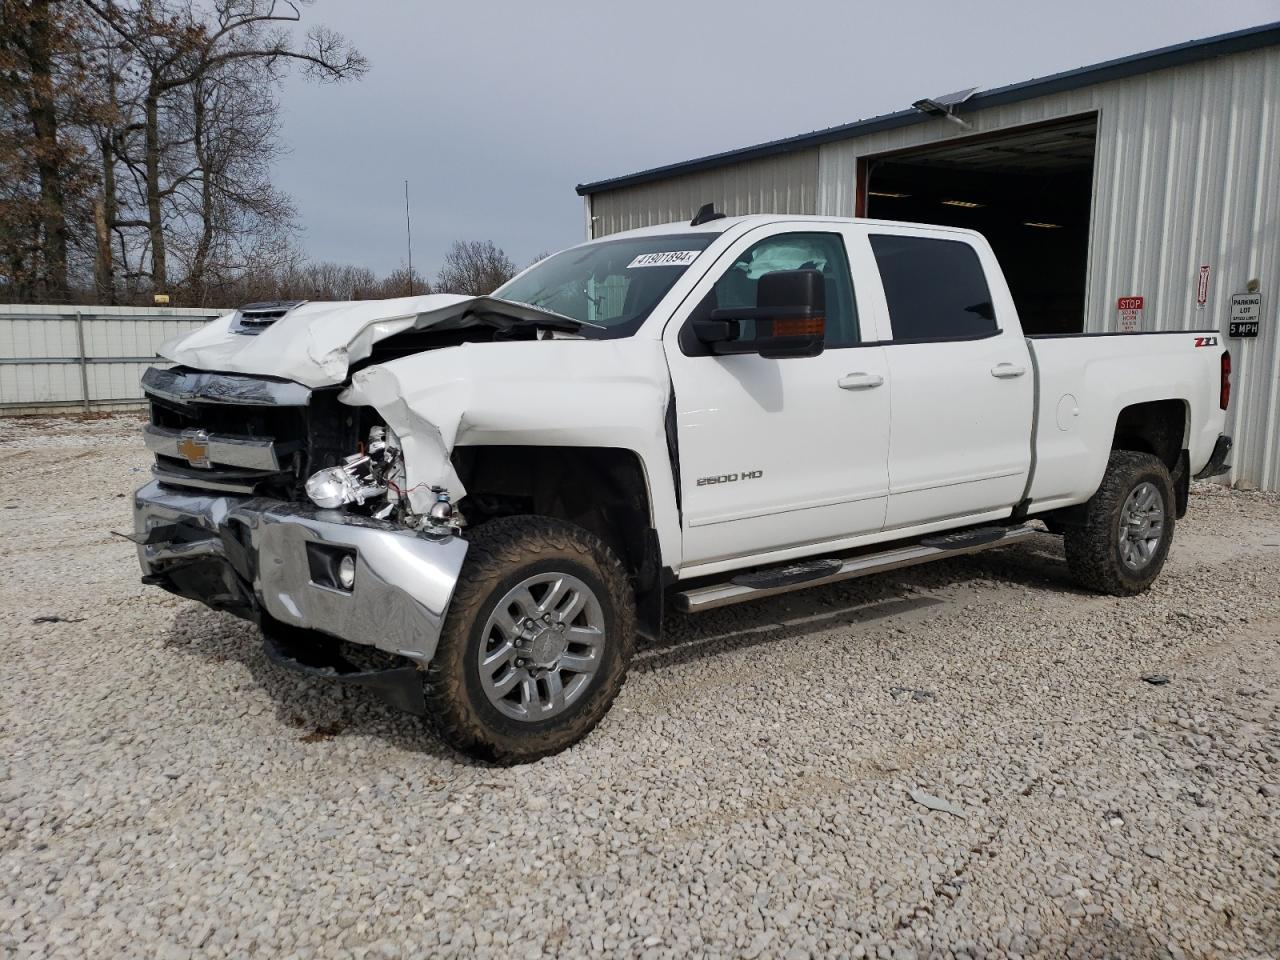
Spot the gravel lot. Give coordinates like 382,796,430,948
2,413,1278,960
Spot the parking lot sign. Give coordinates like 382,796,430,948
1229,292,1261,338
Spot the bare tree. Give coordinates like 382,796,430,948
81,0,368,293
0,0,95,300
435,239,517,295
289,260,377,300
2,1,375,306
179,61,298,303
377,265,430,299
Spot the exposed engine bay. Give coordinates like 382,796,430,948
302,424,463,535
142,368,466,534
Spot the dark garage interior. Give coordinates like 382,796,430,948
863,114,1098,335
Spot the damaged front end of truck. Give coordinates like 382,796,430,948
129,294,672,713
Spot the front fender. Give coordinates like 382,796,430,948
340,339,683,571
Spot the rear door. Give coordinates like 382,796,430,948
664,223,891,568
866,229,1034,528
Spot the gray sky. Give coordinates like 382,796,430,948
276,0,1278,280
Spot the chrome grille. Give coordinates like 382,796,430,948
143,366,313,496
143,424,280,472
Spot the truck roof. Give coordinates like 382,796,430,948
592,214,985,243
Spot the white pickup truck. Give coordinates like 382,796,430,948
131,211,1233,761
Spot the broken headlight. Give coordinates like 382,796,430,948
305,460,382,509
305,425,400,510
304,425,462,534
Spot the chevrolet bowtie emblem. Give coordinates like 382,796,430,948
176,430,211,468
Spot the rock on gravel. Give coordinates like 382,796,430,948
3,414,1280,959
909,789,966,818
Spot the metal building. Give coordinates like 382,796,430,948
576,22,1280,491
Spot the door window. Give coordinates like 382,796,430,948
688,232,859,348
869,235,997,341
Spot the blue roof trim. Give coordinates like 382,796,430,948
576,20,1280,196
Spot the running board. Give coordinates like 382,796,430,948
673,524,1037,613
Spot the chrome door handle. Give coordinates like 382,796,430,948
991,362,1027,379
838,372,884,390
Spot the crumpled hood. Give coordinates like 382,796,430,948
158,294,492,388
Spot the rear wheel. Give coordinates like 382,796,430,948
1064,450,1174,595
424,515,634,763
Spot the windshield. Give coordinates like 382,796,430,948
495,233,718,338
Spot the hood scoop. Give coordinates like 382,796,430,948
232,300,305,335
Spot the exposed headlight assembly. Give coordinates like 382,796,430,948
305,425,398,510
303,424,462,534
305,458,385,509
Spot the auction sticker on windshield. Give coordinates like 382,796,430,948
628,251,701,268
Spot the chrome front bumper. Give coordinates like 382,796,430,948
133,480,468,663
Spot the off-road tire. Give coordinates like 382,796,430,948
423,515,635,763
1064,450,1175,596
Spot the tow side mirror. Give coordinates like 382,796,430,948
697,269,826,359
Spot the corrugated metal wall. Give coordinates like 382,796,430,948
588,149,819,237
0,305,222,414
817,45,1280,489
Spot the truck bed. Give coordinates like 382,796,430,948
1024,329,1225,512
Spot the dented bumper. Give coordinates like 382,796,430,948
132,480,468,663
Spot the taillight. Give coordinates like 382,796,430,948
1220,350,1231,410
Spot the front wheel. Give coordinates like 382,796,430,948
423,515,635,763
1064,450,1175,595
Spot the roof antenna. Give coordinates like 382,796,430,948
690,202,726,227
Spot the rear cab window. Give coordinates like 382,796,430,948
869,234,997,342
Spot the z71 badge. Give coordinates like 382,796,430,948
697,470,763,486
1194,336,1219,347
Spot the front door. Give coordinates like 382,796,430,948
665,225,891,569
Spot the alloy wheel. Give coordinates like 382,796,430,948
477,572,606,721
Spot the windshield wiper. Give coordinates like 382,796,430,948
467,297,606,333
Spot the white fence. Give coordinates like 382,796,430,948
0,304,224,414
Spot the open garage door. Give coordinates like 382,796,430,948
863,114,1097,335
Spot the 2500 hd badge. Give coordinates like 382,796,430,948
697,470,764,486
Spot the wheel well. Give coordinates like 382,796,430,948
1111,399,1189,517
1111,399,1186,470
1046,399,1191,532
451,446,663,638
